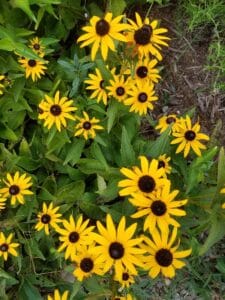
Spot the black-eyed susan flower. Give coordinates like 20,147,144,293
114,268,135,288
29,37,45,56
130,183,187,232
0,75,5,95
84,68,108,105
112,294,134,300
56,215,95,260
93,214,145,277
18,57,48,81
142,227,191,278
74,111,103,140
47,289,69,300
0,232,19,261
77,12,130,60
106,75,131,102
171,115,209,157
0,196,7,211
118,156,168,197
73,244,105,281
126,58,161,84
124,80,158,115
35,202,62,235
155,114,180,133
220,187,225,209
38,90,77,132
157,154,172,175
127,12,169,60
0,172,33,205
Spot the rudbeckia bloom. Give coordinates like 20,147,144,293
171,116,209,157
155,114,180,133
38,90,77,132
112,294,134,300
0,232,19,261
73,244,105,281
0,172,33,205
0,196,7,210
124,80,158,115
0,75,5,95
106,75,131,102
157,154,172,175
118,156,168,197
35,202,62,235
29,37,45,56
77,12,129,60
114,268,135,288
84,68,108,105
56,215,95,260
142,227,191,278
129,183,188,232
93,214,145,277
74,111,103,140
125,58,161,84
47,289,69,300
220,187,225,209
18,57,47,81
127,12,169,60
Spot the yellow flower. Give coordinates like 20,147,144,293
77,12,129,60
130,183,188,232
0,196,7,210
0,75,5,95
124,80,158,115
57,215,95,260
74,111,103,140
93,214,145,277
0,232,19,261
38,90,77,132
127,12,170,60
118,156,168,197
114,268,135,288
171,116,209,157
106,74,131,102
155,114,180,133
47,289,69,300
18,57,47,81
29,37,45,56
84,68,108,105
157,154,172,175
142,227,191,278
73,244,105,281
35,202,62,235
0,172,33,205
219,187,225,209
112,294,134,300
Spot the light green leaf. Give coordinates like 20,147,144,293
120,126,135,166
10,0,37,23
19,278,42,300
111,0,126,16
0,123,18,141
107,101,119,133
0,38,15,51
0,268,18,286
63,139,85,166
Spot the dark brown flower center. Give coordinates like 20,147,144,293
138,175,155,193
185,130,196,141
83,121,92,130
116,86,125,96
155,249,173,267
122,272,129,281
50,105,61,116
96,19,110,36
80,257,94,272
100,80,105,89
41,214,51,224
158,160,165,168
0,243,9,252
134,25,152,45
28,59,37,67
33,43,40,50
136,66,148,78
138,92,148,103
9,185,20,195
69,231,79,243
151,200,167,216
166,117,176,124
109,242,124,259
38,107,44,114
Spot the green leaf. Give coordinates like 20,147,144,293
107,101,119,133
63,139,85,166
10,0,37,23
79,198,105,219
95,59,113,82
111,0,126,16
0,38,14,51
90,142,108,168
24,238,46,261
120,126,135,166
0,123,18,141
0,268,18,286
78,158,107,175
56,181,85,202
216,147,225,192
19,278,42,300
